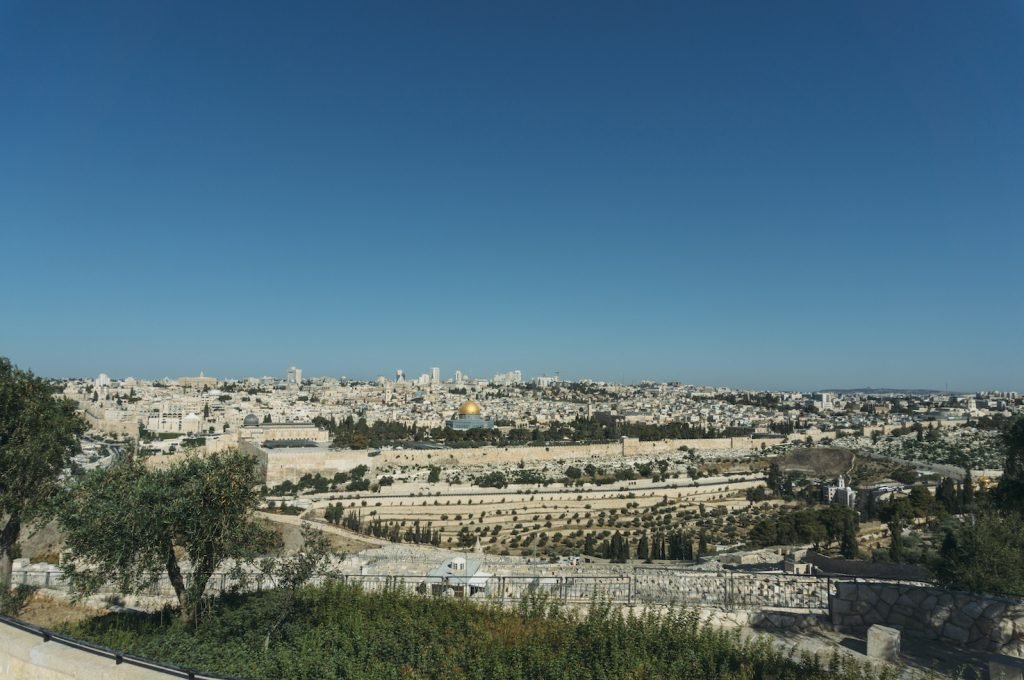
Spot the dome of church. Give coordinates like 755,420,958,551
457,400,482,416
243,414,260,427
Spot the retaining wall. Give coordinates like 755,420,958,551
830,581,1024,657
0,617,168,679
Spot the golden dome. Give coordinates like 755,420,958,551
457,400,482,416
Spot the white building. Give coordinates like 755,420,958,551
824,475,857,509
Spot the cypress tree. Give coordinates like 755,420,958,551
637,534,650,562
962,468,975,511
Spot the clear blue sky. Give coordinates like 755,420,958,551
2,2,1022,391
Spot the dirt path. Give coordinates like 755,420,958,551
255,511,383,552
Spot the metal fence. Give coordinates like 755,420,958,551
15,566,940,613
0,612,245,680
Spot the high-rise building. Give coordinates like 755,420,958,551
396,369,405,383
287,366,302,385
454,370,463,385
492,370,522,386
431,367,441,384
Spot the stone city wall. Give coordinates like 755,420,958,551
262,449,366,484
376,436,772,469
830,581,1024,658
80,406,137,437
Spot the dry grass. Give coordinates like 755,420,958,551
16,591,104,629
781,448,855,477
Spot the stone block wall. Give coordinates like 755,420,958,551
0,619,163,679
830,582,1024,658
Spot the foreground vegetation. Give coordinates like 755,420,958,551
66,584,889,680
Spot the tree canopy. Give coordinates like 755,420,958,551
0,357,85,591
59,451,272,623
995,417,1024,514
936,510,1024,597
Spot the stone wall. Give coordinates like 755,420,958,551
830,581,1024,658
376,436,770,469
0,618,163,679
803,551,932,581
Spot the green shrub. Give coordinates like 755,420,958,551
65,584,893,680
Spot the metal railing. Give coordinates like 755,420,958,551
14,565,951,613
0,612,245,679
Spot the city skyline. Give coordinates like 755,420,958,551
21,361,1019,396
2,2,1022,391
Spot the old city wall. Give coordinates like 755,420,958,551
263,449,369,484
831,581,1024,657
147,434,781,484
375,436,771,469
81,406,137,437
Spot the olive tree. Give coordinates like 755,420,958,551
59,451,272,623
995,417,1024,514
0,358,85,591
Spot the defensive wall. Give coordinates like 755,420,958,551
375,435,778,469
80,405,137,437
226,435,782,484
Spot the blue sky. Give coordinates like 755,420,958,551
1,2,1022,391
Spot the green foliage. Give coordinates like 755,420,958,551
66,585,891,680
251,523,338,651
340,510,441,546
58,451,273,623
512,468,551,485
748,506,858,556
318,412,752,451
0,357,86,588
608,530,629,563
995,417,1024,514
0,584,36,616
426,465,441,483
475,471,508,488
935,509,1024,597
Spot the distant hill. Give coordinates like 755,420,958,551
781,447,855,478
824,388,945,395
